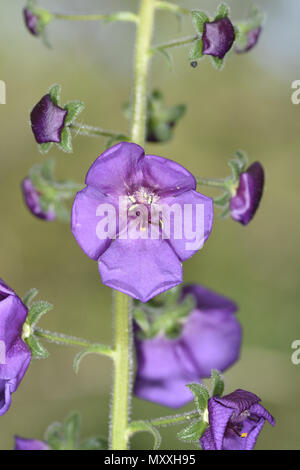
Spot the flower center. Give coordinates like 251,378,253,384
127,187,160,230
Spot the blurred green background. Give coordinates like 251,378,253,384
0,0,299,450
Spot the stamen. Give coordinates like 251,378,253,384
128,195,136,203
240,432,248,438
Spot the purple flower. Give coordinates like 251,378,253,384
230,162,264,226
236,27,262,53
72,143,213,303
0,280,31,416
134,285,241,407
23,8,39,36
15,437,49,450
30,94,68,144
202,18,235,59
200,389,275,450
22,178,56,221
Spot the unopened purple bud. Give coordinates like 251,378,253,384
23,8,39,36
230,162,264,226
236,27,262,54
202,18,235,59
22,178,55,221
30,94,68,144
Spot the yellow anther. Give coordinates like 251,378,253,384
129,195,136,203
240,432,248,438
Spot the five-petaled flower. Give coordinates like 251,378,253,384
15,437,49,451
230,162,264,226
200,389,275,450
72,142,213,303
30,94,68,145
202,18,235,59
0,280,31,416
236,27,262,54
134,284,241,407
22,177,56,221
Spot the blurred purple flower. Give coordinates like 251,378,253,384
202,18,235,59
72,143,213,303
230,162,264,225
15,437,49,451
23,8,39,36
0,280,31,416
200,389,275,450
134,285,241,407
22,178,55,221
30,94,67,144
236,27,262,54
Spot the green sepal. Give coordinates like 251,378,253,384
63,412,80,448
211,369,225,397
64,101,85,125
218,204,231,219
57,127,73,153
186,383,210,413
48,84,61,106
214,192,230,207
215,3,230,21
235,150,248,172
79,436,108,450
26,334,49,359
39,142,52,155
210,56,224,70
228,159,241,183
188,39,203,61
190,10,209,33
53,201,70,223
22,288,39,307
177,419,208,442
27,300,53,327
44,422,64,450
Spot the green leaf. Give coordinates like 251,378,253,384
79,436,108,450
177,420,208,442
26,334,49,359
64,101,85,125
64,412,80,448
45,422,63,450
48,84,61,106
215,3,229,20
58,127,73,153
211,56,224,70
39,142,52,154
186,383,209,412
211,370,224,397
188,39,203,61
22,288,38,307
27,300,53,327
191,10,209,33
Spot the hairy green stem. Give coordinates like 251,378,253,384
53,12,138,23
196,177,228,189
70,122,128,140
130,0,156,145
110,292,132,450
110,0,156,451
34,328,113,358
156,1,190,15
150,35,198,55
150,411,199,427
